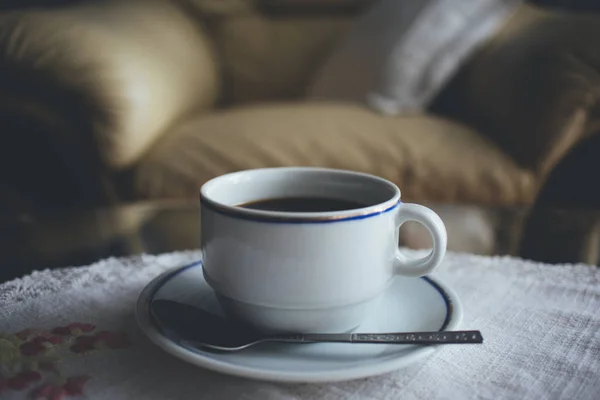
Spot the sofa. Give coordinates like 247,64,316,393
0,0,599,213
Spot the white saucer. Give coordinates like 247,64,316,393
136,260,462,383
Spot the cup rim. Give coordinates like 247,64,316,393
199,167,401,223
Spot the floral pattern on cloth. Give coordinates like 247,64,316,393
0,323,131,399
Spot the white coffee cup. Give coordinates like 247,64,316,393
200,167,447,333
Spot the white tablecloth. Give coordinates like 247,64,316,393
1,251,599,400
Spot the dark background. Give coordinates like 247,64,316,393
1,0,600,12
529,0,600,11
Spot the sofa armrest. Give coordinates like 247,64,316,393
0,0,219,169
450,3,600,179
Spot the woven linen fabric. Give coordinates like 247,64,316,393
0,250,599,399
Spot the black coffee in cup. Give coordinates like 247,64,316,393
239,197,367,212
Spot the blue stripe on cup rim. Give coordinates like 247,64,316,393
199,196,402,224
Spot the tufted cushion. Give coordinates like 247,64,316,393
182,0,372,16
182,0,255,16
130,103,536,205
0,0,219,169
257,0,374,13
209,12,354,104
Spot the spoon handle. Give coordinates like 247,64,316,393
268,330,483,345
351,330,483,344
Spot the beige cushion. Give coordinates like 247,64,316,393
209,13,354,104
183,0,255,16
131,103,536,204
0,0,219,169
182,0,371,16
256,0,374,12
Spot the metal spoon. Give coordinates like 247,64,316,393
151,299,483,352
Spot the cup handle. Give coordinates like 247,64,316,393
394,203,447,277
